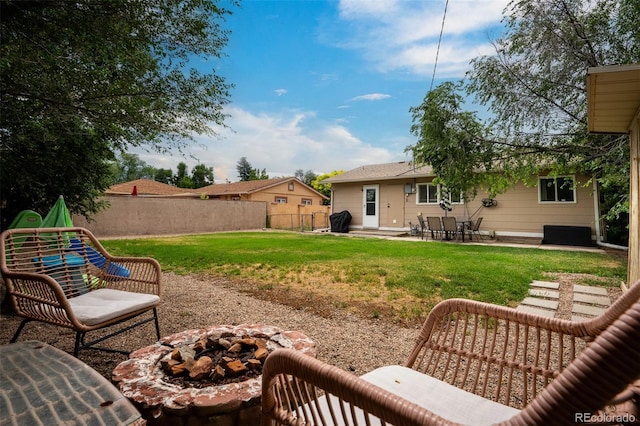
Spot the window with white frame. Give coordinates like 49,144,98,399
539,176,575,203
275,197,288,204
301,198,312,205
417,183,439,204
416,183,463,205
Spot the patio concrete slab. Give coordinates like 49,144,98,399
571,315,593,322
573,293,610,307
572,304,607,317
530,280,560,290
516,305,556,318
528,288,560,299
573,285,608,295
520,297,559,310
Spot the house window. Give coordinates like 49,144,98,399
288,183,294,191
301,198,312,205
416,183,463,205
539,176,575,203
417,183,439,204
448,189,462,204
275,197,287,204
231,196,240,201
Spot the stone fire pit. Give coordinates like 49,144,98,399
112,324,316,426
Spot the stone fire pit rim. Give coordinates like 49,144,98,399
112,323,316,411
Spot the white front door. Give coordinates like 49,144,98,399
362,185,379,228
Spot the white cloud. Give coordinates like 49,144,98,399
274,88,287,96
333,0,510,77
350,93,392,102
131,106,407,183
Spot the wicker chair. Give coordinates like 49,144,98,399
262,281,640,425
1,227,161,357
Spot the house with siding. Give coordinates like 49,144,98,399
200,177,330,229
199,177,327,206
325,161,601,243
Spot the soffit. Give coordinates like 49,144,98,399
587,64,640,134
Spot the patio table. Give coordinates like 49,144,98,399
0,341,144,425
457,218,472,242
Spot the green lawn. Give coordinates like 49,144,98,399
103,231,626,323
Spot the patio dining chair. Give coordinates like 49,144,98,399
426,217,443,241
416,215,427,240
441,216,460,241
0,227,162,357
262,280,640,425
465,216,484,241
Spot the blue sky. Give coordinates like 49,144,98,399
135,0,510,182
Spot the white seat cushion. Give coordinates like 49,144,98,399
68,289,160,326
359,365,521,425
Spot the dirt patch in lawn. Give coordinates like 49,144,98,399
201,270,622,328
201,269,437,328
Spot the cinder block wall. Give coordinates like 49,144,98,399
72,196,267,237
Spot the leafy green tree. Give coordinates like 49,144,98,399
154,169,175,185
175,162,193,189
408,0,639,216
191,164,214,188
312,170,344,202
295,169,318,186
236,157,269,181
236,157,253,181
111,153,157,184
0,0,235,229
252,168,269,180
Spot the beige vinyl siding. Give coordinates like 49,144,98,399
331,183,365,226
331,173,596,237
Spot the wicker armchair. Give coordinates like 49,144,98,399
1,227,161,357
262,281,640,425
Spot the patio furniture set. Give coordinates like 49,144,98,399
417,214,483,242
1,226,639,425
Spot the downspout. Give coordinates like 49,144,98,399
330,189,335,215
592,177,602,243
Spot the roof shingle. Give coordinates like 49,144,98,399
325,161,433,183
107,179,197,196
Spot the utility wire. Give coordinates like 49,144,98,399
429,0,449,91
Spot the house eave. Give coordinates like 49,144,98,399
587,64,640,134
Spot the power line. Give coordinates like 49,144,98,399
429,0,449,91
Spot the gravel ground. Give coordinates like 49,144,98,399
0,271,622,382
0,272,419,380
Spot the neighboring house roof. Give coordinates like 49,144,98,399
325,161,434,184
200,177,329,200
107,179,196,196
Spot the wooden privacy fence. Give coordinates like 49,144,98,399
267,211,329,231
266,203,331,231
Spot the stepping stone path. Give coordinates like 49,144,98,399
516,280,611,321
516,280,560,318
572,284,610,321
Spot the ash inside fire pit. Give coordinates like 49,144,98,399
161,334,270,388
